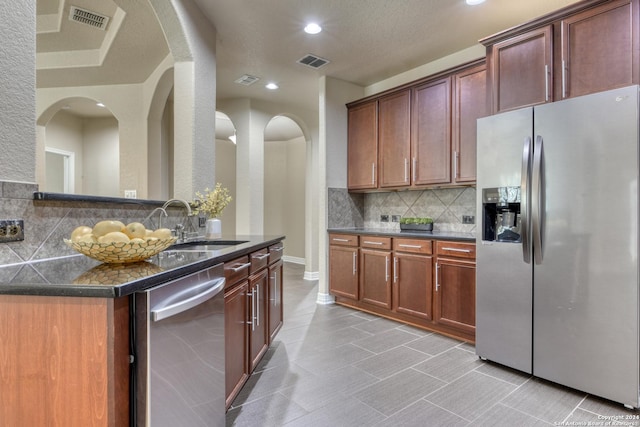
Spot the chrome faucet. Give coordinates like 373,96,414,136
143,207,168,229
161,199,198,242
162,199,193,216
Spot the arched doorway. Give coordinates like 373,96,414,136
263,115,306,264
214,111,237,235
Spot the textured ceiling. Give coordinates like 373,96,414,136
37,0,582,139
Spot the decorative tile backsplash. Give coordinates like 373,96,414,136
328,187,477,233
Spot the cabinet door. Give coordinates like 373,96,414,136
329,245,359,299
379,89,411,188
225,280,249,408
434,258,476,335
268,259,283,343
491,26,552,113
393,252,433,320
452,63,487,184
360,248,392,309
560,0,638,99
248,269,268,372
348,100,378,190
411,77,451,185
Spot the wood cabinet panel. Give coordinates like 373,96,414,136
248,269,269,372
393,252,433,320
436,241,476,260
435,258,476,335
411,77,451,185
268,259,284,343
360,248,392,309
379,90,411,188
224,255,250,288
348,100,378,190
453,63,488,183
329,245,359,300
560,0,638,99
225,280,249,409
250,248,269,274
490,26,553,113
393,238,433,255
361,235,392,250
329,233,358,247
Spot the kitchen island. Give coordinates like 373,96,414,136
0,235,284,427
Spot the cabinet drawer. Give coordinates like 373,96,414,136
360,236,391,250
393,238,432,254
269,242,284,264
224,255,251,287
436,241,476,259
329,233,358,247
250,249,270,273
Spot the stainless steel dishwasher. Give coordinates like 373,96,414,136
135,263,225,427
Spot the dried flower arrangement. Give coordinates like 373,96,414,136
192,183,232,219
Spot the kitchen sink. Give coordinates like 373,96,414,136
167,240,249,252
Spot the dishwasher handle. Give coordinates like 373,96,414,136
151,277,226,322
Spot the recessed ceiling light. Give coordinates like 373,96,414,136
304,23,322,34
96,102,105,107
265,83,279,90
466,0,485,4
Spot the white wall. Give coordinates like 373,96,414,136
44,112,84,193
215,138,237,235
0,1,35,183
264,136,306,260
83,118,120,197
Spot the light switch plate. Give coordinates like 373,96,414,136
380,214,389,222
462,215,475,224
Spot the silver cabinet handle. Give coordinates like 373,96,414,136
435,262,440,292
398,244,422,249
352,252,357,275
441,247,472,253
453,151,459,180
256,286,260,326
229,262,251,273
332,238,350,242
562,60,567,98
363,240,383,245
251,288,256,331
372,163,376,185
393,257,398,283
544,64,549,102
271,246,284,253
253,253,269,260
274,271,278,306
412,157,417,183
385,256,389,282
404,158,408,183
151,278,225,322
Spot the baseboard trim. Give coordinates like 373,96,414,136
282,255,304,265
316,292,335,305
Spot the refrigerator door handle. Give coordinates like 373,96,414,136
521,136,532,264
532,135,544,264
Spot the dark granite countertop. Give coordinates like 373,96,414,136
327,228,475,242
0,235,284,298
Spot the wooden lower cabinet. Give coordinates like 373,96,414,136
329,234,359,300
329,234,476,342
268,259,284,343
225,279,249,409
248,268,269,372
393,251,433,320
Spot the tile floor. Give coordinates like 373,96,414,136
226,263,640,426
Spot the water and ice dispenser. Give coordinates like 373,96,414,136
481,187,522,242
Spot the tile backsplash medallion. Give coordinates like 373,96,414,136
328,187,476,233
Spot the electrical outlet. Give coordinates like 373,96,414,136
0,219,24,242
198,216,207,227
124,190,137,199
380,214,389,222
462,215,475,224
391,215,401,223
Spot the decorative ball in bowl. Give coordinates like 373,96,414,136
64,220,177,264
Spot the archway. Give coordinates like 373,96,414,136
37,97,119,197
214,111,237,235
264,115,306,264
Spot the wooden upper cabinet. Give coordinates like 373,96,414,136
348,100,378,190
379,90,411,188
490,26,553,113
560,0,638,99
411,77,451,186
452,63,487,184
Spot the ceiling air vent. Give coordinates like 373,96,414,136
69,6,110,30
297,54,330,69
234,74,260,86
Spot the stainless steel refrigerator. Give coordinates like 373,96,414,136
476,85,640,409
